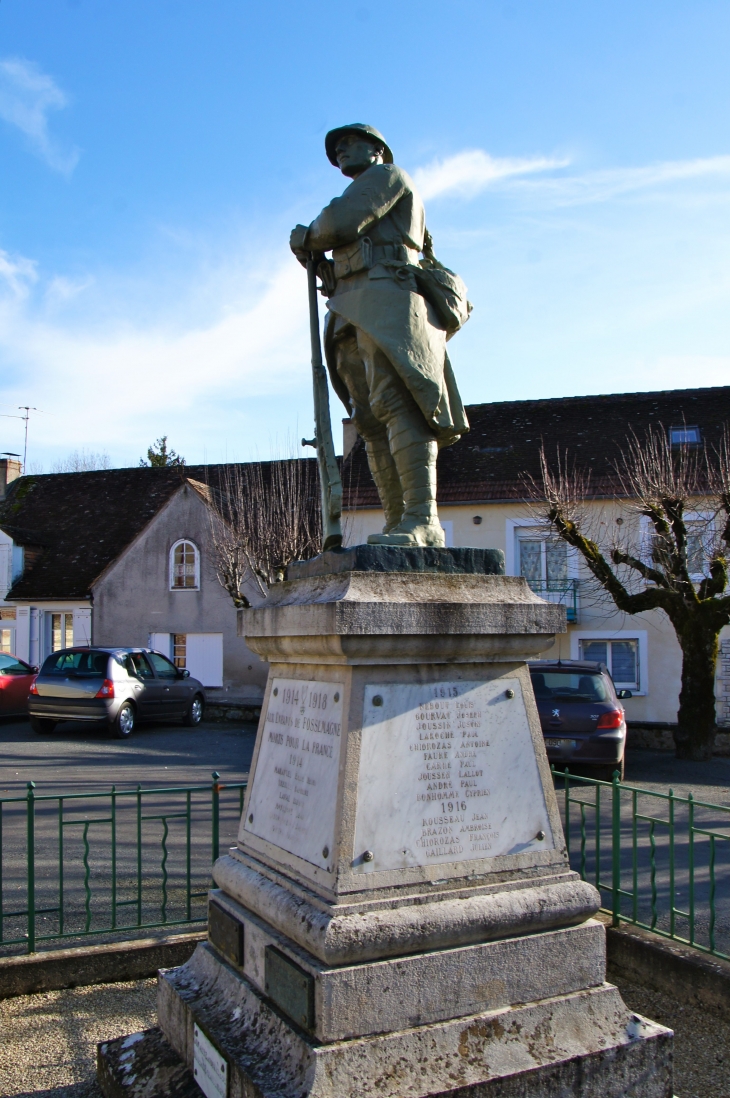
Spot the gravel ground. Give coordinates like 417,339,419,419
0,979,156,1098
2,973,729,1097
617,978,730,1098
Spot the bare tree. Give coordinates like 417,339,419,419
51,449,112,473
530,427,730,761
204,459,321,608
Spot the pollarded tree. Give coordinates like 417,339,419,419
531,427,730,761
204,458,321,608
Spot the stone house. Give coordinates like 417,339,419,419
0,463,269,707
342,384,730,736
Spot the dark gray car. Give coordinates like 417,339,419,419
528,659,630,781
28,647,205,738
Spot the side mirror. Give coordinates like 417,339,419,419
177,668,191,679
31,667,39,674
617,689,633,699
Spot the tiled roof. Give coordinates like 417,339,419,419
342,385,730,508
4,385,728,599
1,460,319,601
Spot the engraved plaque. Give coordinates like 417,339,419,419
265,944,315,1031
193,1023,228,1098
208,899,243,967
353,679,553,873
241,678,343,870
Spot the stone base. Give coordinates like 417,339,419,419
132,940,673,1098
97,1019,673,1098
97,1027,198,1098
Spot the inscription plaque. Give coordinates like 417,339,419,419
193,1023,228,1098
265,945,315,1031
208,899,243,967
241,678,343,870
353,679,553,872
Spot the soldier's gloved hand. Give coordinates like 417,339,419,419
290,224,309,267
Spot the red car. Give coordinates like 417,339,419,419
0,653,38,717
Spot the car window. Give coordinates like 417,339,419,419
127,652,153,679
148,652,178,680
0,653,32,675
40,650,109,677
530,671,611,702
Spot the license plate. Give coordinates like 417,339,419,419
545,738,577,750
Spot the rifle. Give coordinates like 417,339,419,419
302,255,343,551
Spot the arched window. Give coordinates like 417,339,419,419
170,539,200,590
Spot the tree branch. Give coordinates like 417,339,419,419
610,547,670,588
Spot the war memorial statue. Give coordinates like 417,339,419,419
97,127,673,1098
290,123,470,548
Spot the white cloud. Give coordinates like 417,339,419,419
0,247,312,464
413,149,570,200
0,57,79,174
0,249,37,298
511,155,730,207
415,147,730,207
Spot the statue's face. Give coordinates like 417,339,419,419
335,134,384,177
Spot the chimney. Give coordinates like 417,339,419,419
342,418,357,460
0,458,22,500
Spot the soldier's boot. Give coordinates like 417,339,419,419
367,435,444,548
365,438,404,532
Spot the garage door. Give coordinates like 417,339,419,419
186,633,223,687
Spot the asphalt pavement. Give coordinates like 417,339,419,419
0,715,258,796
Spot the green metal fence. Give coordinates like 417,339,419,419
556,768,730,961
0,773,247,954
3,767,728,961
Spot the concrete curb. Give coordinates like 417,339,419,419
0,930,205,1000
603,916,730,1021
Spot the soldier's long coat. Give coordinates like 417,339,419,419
304,163,469,447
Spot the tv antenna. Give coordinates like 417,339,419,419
0,407,48,471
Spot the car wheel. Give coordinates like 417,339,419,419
110,702,136,739
183,694,204,727
30,716,57,734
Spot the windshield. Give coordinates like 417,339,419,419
41,650,109,677
530,670,611,702
0,654,31,674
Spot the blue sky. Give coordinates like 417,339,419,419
0,1,728,469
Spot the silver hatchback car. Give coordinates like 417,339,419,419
28,647,205,738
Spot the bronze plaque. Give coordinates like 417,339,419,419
265,945,314,1031
208,899,243,968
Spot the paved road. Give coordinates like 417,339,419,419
0,715,258,796
555,747,730,959
0,715,259,955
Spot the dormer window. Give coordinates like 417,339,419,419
669,425,701,447
170,539,200,590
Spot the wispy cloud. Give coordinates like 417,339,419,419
413,149,569,200
414,147,730,207
0,57,79,174
512,155,730,207
0,249,37,298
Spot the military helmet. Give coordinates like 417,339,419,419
325,123,393,167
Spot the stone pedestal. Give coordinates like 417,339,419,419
98,550,673,1098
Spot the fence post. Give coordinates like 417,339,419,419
211,772,221,866
611,770,621,928
26,781,36,953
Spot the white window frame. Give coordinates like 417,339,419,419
505,518,579,580
570,630,648,695
169,539,201,591
639,511,715,585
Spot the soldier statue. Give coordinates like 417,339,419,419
290,123,470,548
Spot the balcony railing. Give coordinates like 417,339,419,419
526,579,579,622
